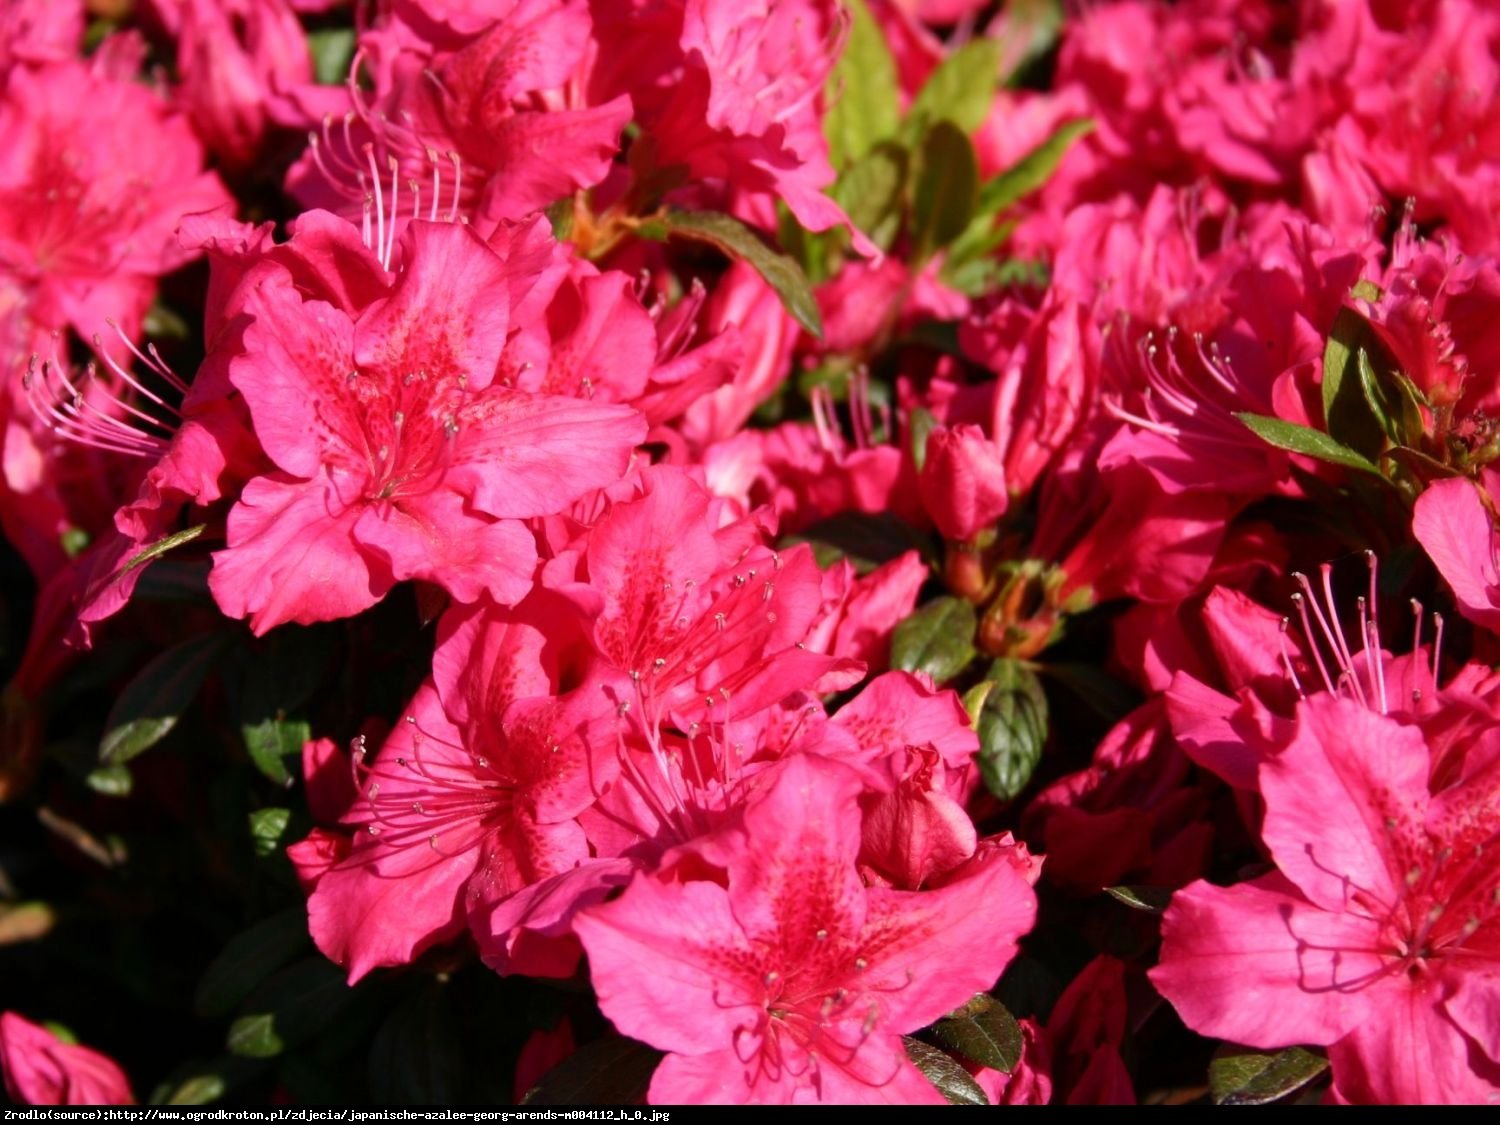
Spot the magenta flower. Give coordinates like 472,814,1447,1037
0,1013,134,1106
209,218,645,632
1413,472,1500,636
1151,694,1500,1103
574,754,1038,1104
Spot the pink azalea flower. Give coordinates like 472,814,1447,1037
1151,693,1500,1103
209,217,644,632
0,0,82,73
0,1013,134,1106
305,589,617,981
174,0,313,170
1414,472,1500,636
574,754,1038,1104
286,0,631,236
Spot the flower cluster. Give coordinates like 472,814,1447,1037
2,0,1499,1108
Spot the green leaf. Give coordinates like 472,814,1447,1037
1041,661,1140,727
1210,1046,1329,1106
85,764,132,798
522,1037,663,1105
237,626,333,786
226,1014,281,1059
829,142,908,253
99,632,228,765
248,808,291,858
824,0,901,168
1234,414,1383,476
904,1038,989,1105
912,121,979,260
905,37,1002,139
309,28,356,86
782,511,930,574
156,1075,226,1106
645,211,823,337
909,407,939,472
1104,885,1174,913
227,958,355,1059
195,909,312,1018
976,119,1094,219
1356,347,1426,447
931,994,1024,1074
122,524,206,578
890,597,978,684
369,986,464,1104
974,658,1048,801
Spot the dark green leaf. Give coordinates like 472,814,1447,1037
932,994,1024,1074
974,658,1048,801
1041,661,1140,727
1210,1046,1329,1106
1105,885,1174,913
522,1037,662,1105
248,808,291,858
824,0,900,168
905,37,1002,138
904,1038,989,1105
149,1057,266,1106
237,626,333,786
646,211,822,337
226,958,354,1059
1321,304,1391,458
783,511,930,574
912,121,979,260
99,632,229,765
1356,347,1426,447
891,597,978,684
195,909,312,1018
309,28,356,86
369,986,464,1104
1234,414,1382,476
830,142,908,253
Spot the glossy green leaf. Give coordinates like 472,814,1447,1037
226,959,355,1059
891,597,978,684
912,121,979,260
522,1037,663,1105
904,1038,989,1105
1210,1046,1329,1106
974,658,1048,800
1234,413,1383,476
195,909,312,1018
932,994,1024,1074
99,632,228,765
824,0,900,168
369,986,465,1104
905,37,1002,138
976,119,1093,218
645,211,823,337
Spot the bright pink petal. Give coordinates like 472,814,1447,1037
1259,697,1428,913
1329,983,1500,1104
1413,476,1500,634
351,490,537,605
1150,873,1381,1049
210,470,388,634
